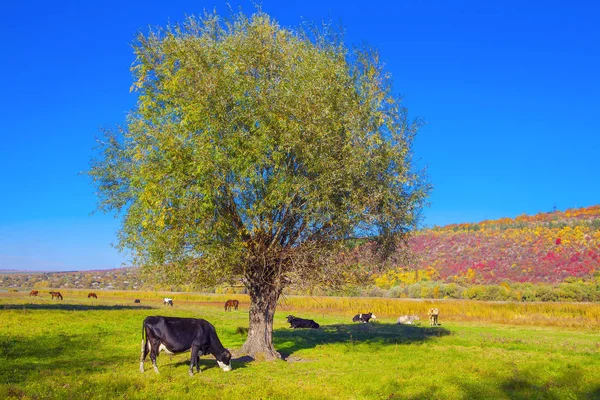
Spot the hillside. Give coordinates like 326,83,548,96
396,205,600,285
2,206,599,298
0,268,145,291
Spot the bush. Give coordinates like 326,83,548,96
463,285,486,300
481,285,509,301
365,286,385,297
506,290,521,301
407,283,422,299
442,283,464,299
387,286,404,298
537,286,559,302
420,286,433,298
521,290,536,302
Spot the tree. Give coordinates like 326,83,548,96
89,11,429,359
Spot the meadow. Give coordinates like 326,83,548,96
1,290,599,399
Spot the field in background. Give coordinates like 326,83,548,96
6,289,599,329
1,291,599,399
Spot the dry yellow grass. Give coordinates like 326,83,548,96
14,288,599,329
277,295,600,328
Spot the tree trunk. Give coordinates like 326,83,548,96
239,284,281,360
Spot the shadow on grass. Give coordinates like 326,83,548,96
171,355,252,372
1,303,154,311
455,374,600,400
0,333,131,384
361,372,600,399
274,323,450,358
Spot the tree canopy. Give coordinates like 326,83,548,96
90,10,429,358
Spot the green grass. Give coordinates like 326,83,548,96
1,293,599,399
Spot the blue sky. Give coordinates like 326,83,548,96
1,1,598,271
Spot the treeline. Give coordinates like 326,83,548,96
298,279,600,302
209,277,600,302
3,268,599,302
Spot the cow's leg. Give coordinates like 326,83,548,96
140,337,150,372
189,346,199,376
149,339,160,373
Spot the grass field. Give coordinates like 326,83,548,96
1,290,599,399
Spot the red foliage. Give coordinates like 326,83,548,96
398,205,600,284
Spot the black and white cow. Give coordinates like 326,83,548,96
286,315,320,329
140,316,232,376
163,298,173,306
352,312,377,323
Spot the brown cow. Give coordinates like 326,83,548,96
88,293,98,299
49,291,63,300
29,290,39,297
224,299,239,311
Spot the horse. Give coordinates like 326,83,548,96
224,299,239,311
49,291,63,300
88,292,98,299
29,290,39,297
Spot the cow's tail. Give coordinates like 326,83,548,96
140,318,147,372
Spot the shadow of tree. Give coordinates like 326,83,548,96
273,323,450,358
171,355,252,372
0,333,131,384
456,374,599,400
361,374,600,400
1,303,154,311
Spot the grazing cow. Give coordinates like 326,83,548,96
88,293,97,299
163,298,173,306
49,291,63,300
29,290,39,297
397,315,420,325
352,312,376,323
140,316,232,376
428,308,440,326
224,300,239,311
134,299,141,304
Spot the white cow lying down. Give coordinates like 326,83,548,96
397,315,420,325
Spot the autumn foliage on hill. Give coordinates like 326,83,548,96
375,205,600,287
3,206,599,302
